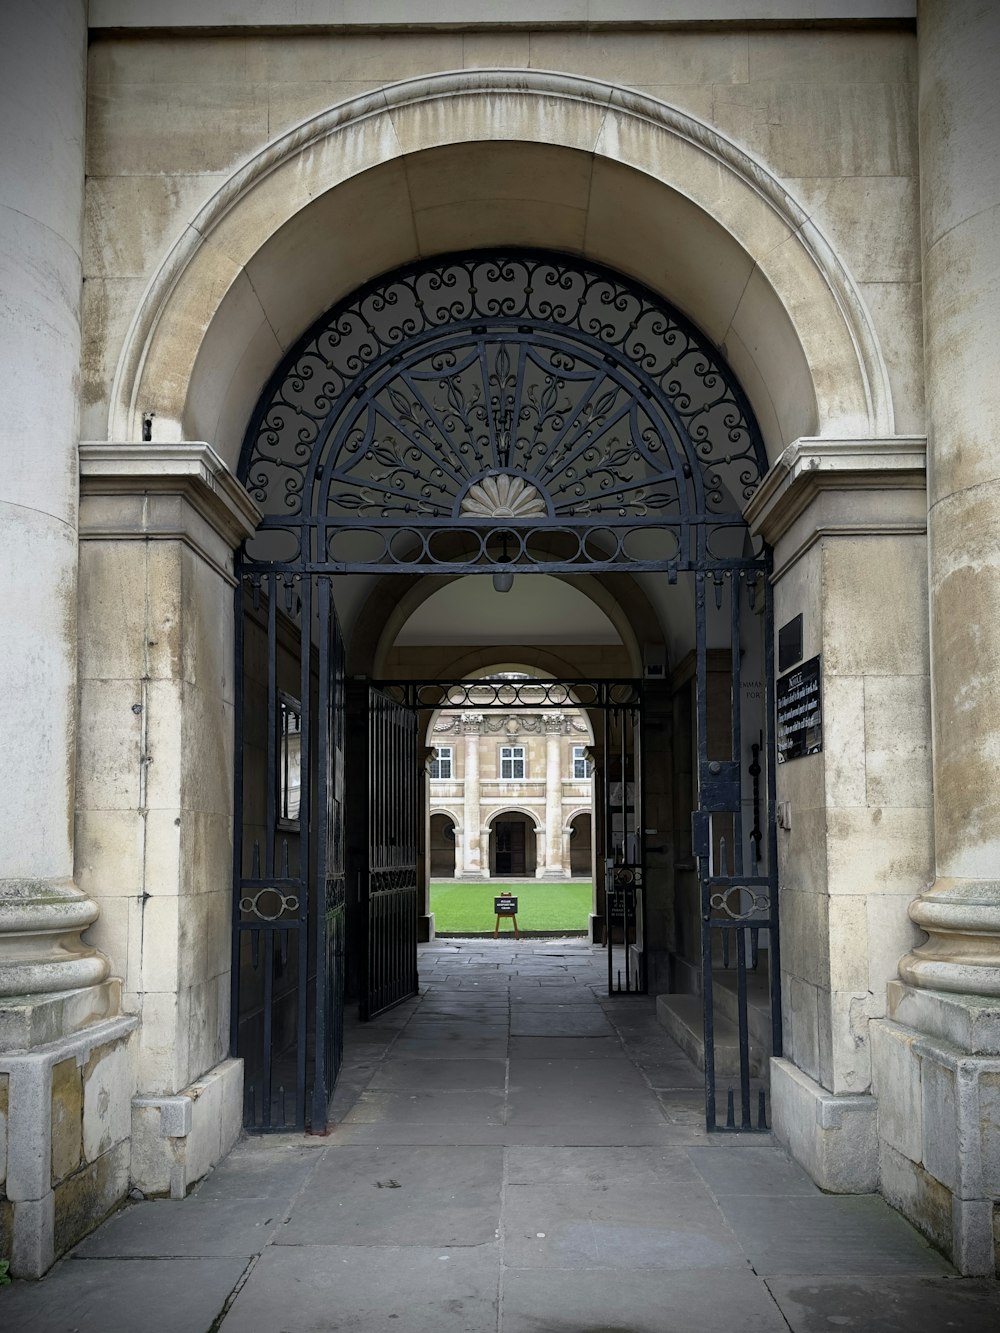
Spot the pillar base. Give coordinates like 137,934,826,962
769,1057,878,1193
900,877,1000,996
0,1013,138,1277
0,879,110,998
131,1057,243,1201
0,979,123,1053
871,983,1000,1275
417,913,435,943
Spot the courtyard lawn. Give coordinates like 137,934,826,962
431,880,592,934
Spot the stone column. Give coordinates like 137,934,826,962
462,715,483,876
900,0,1000,996
0,5,142,1278
544,714,565,876
535,827,547,880
0,0,108,1005
417,747,435,941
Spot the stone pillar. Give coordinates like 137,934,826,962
77,444,257,1205
417,747,434,941
461,715,483,876
746,438,931,1193
866,3,1000,1277
544,715,565,876
899,0,1000,997
480,828,492,879
0,0,106,1004
0,3,142,1280
535,827,547,881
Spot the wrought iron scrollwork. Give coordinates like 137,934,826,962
239,251,769,575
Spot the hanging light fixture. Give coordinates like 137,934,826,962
492,529,514,594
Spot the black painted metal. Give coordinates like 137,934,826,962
233,248,779,1134
231,572,346,1132
356,684,420,1021
693,558,780,1132
239,251,768,580
378,678,643,711
603,700,645,995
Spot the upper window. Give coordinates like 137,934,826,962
430,746,453,780
572,745,591,780
500,745,526,780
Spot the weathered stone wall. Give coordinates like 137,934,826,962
0,1017,138,1273
82,25,920,451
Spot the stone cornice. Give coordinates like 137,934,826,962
745,436,927,547
79,442,261,550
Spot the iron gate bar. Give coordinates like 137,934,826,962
374,678,644,711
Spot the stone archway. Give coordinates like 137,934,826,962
105,71,894,464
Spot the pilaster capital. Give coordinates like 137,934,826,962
462,713,484,735
745,436,926,546
543,713,564,734
79,442,262,554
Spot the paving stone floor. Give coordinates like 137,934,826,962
4,940,1000,1331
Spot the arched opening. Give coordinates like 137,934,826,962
232,246,777,1138
428,811,457,879
568,811,593,878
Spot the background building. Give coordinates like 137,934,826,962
428,690,594,881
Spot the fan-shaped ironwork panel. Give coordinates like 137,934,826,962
239,252,768,574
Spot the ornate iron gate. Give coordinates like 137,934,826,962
233,249,780,1134
693,565,781,1130
232,574,346,1132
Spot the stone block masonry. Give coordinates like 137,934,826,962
0,1014,138,1278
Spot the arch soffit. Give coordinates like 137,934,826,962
364,571,647,679
110,69,894,458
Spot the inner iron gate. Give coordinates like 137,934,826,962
232,249,780,1135
378,678,646,997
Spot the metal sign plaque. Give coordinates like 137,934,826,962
494,895,518,916
776,655,823,762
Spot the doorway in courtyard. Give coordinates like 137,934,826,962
231,250,780,1139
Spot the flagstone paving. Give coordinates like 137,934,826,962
4,940,999,1331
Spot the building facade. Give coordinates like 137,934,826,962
2,0,1000,1282
429,699,594,880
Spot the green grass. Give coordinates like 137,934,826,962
431,880,592,934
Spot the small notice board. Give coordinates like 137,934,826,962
776,654,823,762
494,895,519,939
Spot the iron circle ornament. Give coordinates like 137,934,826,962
238,251,769,577
240,887,301,921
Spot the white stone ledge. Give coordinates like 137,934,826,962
887,979,1000,1055
89,0,917,29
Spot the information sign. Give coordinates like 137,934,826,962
776,655,823,762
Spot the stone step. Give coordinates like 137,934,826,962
655,992,767,1078
711,968,774,1053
